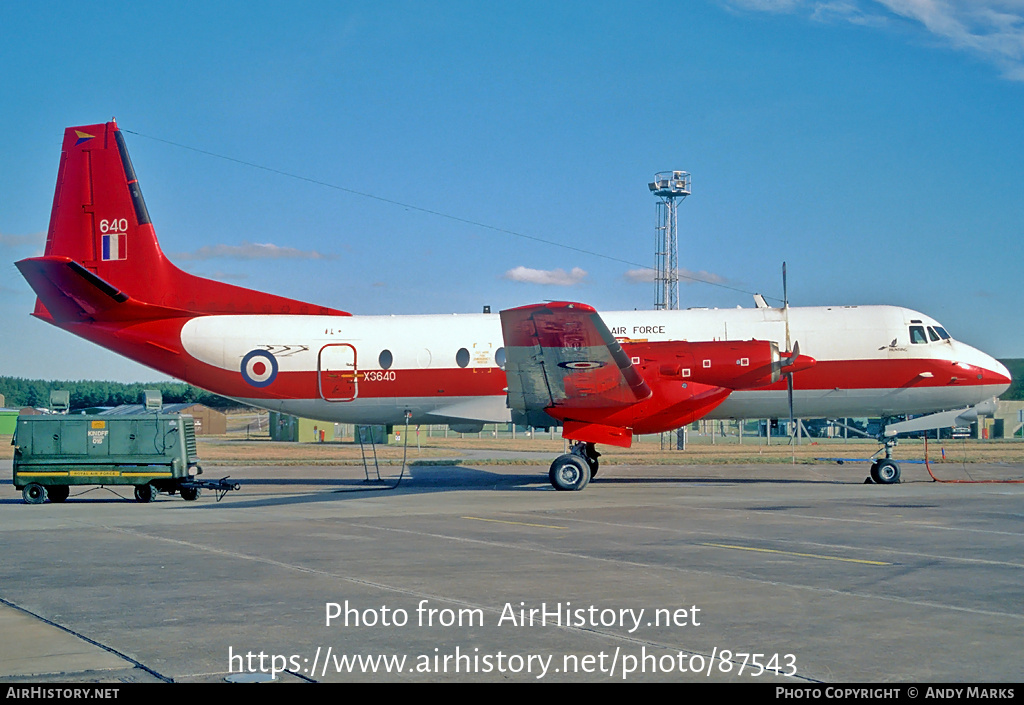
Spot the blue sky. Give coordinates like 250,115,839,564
2,0,1022,383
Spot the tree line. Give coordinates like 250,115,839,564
0,377,235,410
1001,359,1024,401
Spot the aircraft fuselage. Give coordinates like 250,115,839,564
167,303,1009,428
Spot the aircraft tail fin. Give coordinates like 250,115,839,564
26,121,349,318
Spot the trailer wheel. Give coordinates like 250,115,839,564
47,485,70,503
134,483,158,503
23,483,47,505
179,486,200,501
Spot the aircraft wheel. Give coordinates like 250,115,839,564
871,459,901,484
47,485,70,503
179,486,200,501
549,454,591,491
23,483,47,505
134,483,159,503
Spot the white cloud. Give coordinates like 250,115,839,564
503,266,587,286
811,1,890,26
720,0,1024,80
624,268,657,283
877,0,1024,78
0,231,44,248
174,241,336,261
724,0,804,12
625,267,729,286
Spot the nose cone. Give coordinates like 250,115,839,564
958,344,1011,396
989,357,1012,390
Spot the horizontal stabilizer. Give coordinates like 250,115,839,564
16,256,187,323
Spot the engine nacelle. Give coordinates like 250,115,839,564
626,340,784,391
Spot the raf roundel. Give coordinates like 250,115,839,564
241,349,279,387
558,361,606,370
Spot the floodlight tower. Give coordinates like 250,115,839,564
648,170,690,310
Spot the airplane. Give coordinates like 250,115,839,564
15,121,1012,491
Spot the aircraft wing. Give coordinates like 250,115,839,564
499,302,652,426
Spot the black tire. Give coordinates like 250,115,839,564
23,483,47,505
871,459,901,484
47,485,70,503
179,486,200,501
134,483,158,503
549,454,591,491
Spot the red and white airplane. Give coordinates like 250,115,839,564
16,122,1011,490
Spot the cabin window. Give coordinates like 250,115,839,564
456,348,470,368
495,347,506,370
909,326,927,344
379,350,393,370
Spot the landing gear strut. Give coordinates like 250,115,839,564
573,441,600,477
548,442,601,491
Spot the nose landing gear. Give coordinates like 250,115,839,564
868,436,901,484
870,457,901,484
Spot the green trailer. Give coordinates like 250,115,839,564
12,413,238,504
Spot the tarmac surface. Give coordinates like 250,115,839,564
1,456,1022,683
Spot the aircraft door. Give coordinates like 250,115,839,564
318,344,358,402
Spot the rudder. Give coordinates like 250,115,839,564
44,122,165,295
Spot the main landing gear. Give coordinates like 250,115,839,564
549,442,600,491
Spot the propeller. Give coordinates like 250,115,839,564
782,262,798,445
768,263,816,445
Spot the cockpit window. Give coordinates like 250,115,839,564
927,327,940,342
910,326,927,344
934,327,950,340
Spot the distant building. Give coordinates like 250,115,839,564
99,403,227,435
992,400,1024,439
268,411,334,442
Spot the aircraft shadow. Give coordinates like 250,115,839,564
0,465,878,509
